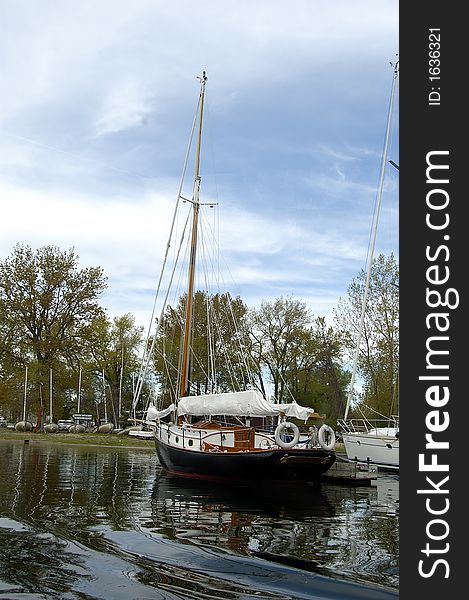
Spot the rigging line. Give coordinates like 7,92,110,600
175,236,194,399
163,354,178,406
175,245,214,393
133,213,190,412
199,227,216,390
360,402,396,421
223,307,251,387
219,320,245,392
156,306,184,405
199,216,215,388
364,65,399,272
154,343,179,398
133,94,201,401
225,296,256,387
344,61,399,421
205,253,256,388
203,209,244,305
198,217,247,391
136,95,201,373
201,213,227,382
197,284,241,392
186,339,211,394
132,208,192,412
182,270,214,392
276,367,297,403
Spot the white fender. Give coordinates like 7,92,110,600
274,421,300,449
318,424,336,451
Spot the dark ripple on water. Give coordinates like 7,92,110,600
0,440,398,599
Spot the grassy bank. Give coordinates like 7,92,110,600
0,428,155,450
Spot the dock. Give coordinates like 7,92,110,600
320,455,378,485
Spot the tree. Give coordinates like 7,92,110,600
333,253,399,417
81,313,144,425
153,291,250,405
249,298,348,420
287,317,349,421
0,244,107,418
249,297,312,402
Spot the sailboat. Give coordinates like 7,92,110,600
138,72,336,482
337,61,399,471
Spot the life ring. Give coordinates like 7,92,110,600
318,424,336,451
274,421,300,449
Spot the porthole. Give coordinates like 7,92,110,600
188,439,193,446
175,436,179,443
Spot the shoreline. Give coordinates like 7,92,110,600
0,428,347,454
0,428,155,451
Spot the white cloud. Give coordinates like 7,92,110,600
0,175,382,328
93,79,155,137
1,0,398,328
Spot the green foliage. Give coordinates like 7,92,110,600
153,291,250,405
249,298,348,422
84,313,144,425
334,253,399,417
0,242,390,429
0,244,107,420
152,293,349,421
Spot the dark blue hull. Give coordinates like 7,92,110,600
155,439,335,482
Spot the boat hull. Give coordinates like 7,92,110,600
341,432,399,469
155,438,335,482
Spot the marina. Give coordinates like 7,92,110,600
0,437,398,598
1,4,400,599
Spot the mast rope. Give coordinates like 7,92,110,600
132,209,191,413
344,60,399,420
132,90,201,413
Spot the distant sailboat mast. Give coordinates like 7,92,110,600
77,366,82,413
118,345,124,424
344,60,399,420
22,365,28,422
102,369,108,423
49,368,53,423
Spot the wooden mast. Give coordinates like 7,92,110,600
179,71,207,399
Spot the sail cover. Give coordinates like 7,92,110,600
177,389,314,421
146,403,176,421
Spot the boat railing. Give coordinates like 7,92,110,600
337,417,399,434
156,421,327,451
157,422,263,452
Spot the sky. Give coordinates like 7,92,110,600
0,0,399,330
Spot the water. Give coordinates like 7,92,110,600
0,440,398,599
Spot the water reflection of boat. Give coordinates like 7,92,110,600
151,473,338,563
152,472,337,521
150,471,398,593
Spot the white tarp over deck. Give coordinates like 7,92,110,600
177,389,314,422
